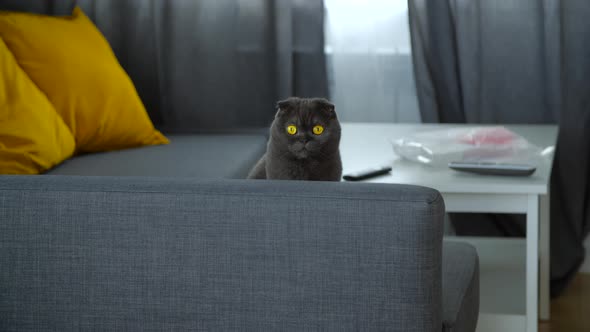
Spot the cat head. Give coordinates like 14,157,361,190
270,97,341,160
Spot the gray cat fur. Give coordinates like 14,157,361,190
247,97,342,181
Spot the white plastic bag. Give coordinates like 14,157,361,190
391,126,552,167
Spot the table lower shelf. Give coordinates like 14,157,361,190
445,236,528,331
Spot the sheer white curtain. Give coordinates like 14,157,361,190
324,0,420,122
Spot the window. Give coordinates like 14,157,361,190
324,0,420,123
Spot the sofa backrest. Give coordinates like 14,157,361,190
0,176,444,331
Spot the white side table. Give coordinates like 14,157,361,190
339,123,558,332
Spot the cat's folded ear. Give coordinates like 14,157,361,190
275,98,296,117
315,98,336,118
277,99,294,110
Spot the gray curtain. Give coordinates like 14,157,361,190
0,0,328,133
408,0,590,296
0,0,74,15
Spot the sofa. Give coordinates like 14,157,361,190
1,175,479,331
0,1,479,331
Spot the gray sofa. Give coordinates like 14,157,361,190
1,175,478,331
0,1,478,331
3,137,480,332
47,135,268,179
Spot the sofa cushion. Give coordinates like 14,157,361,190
47,135,267,179
442,241,480,332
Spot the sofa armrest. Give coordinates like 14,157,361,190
442,241,480,332
1,175,444,331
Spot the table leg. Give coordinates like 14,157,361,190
526,195,539,332
539,194,550,320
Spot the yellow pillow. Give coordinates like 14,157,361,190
0,37,75,174
0,6,169,153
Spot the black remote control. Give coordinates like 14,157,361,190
448,161,536,176
343,166,392,181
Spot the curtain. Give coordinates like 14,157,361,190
0,0,328,133
408,0,590,296
324,0,420,123
0,0,74,15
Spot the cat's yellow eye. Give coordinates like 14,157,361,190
286,125,297,135
313,125,324,135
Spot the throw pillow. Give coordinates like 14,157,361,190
0,6,169,153
0,37,75,174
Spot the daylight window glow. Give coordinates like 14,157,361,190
324,0,411,54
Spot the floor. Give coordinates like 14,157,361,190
538,273,590,332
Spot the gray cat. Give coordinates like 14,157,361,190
247,97,342,181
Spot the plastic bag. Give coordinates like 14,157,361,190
391,126,553,167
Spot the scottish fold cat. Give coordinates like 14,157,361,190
247,97,342,181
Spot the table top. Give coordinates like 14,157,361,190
340,123,558,194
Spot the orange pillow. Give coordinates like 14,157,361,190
0,6,169,153
0,37,75,174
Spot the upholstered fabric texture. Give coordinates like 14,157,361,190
0,176,444,331
0,6,169,153
47,135,268,179
0,37,75,174
442,242,480,332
